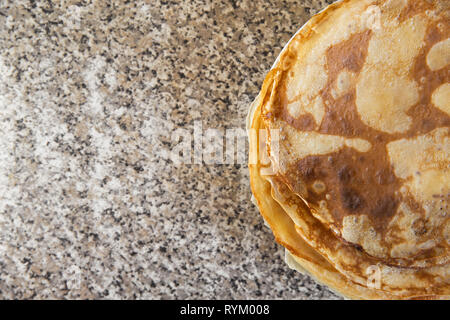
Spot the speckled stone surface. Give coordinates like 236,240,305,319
0,0,340,299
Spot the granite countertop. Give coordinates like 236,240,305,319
0,0,340,299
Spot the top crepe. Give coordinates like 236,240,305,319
249,0,449,299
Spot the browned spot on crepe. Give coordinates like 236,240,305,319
407,20,450,136
326,30,373,75
398,0,435,23
277,30,372,132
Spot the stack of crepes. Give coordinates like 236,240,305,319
248,0,449,299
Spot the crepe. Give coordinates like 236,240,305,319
248,0,449,299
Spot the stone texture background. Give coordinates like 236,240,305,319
0,0,340,299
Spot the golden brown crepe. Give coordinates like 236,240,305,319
248,0,449,299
